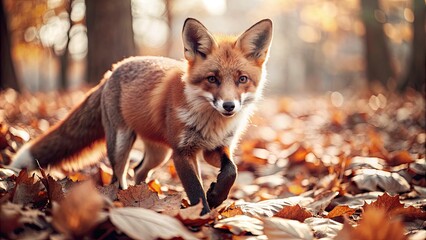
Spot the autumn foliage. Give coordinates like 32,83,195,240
0,89,425,239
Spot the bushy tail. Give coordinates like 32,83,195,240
11,80,107,171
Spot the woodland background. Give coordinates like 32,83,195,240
0,0,425,239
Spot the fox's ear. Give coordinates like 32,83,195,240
182,18,217,62
236,19,273,65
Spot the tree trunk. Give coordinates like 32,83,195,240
0,1,20,91
399,0,425,93
85,0,135,84
59,0,72,90
360,0,395,88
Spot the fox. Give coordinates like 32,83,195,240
10,18,273,214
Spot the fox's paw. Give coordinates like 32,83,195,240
207,182,226,209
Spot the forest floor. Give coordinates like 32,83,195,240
0,88,425,239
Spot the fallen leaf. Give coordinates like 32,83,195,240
0,202,49,238
348,156,386,170
352,169,410,194
335,207,406,240
304,217,342,239
214,215,263,235
172,201,217,226
274,205,312,222
12,169,45,206
363,193,426,221
52,180,105,237
117,184,181,212
147,179,162,194
363,193,403,214
220,202,244,218
109,207,197,240
0,202,21,235
326,205,356,219
331,191,383,208
388,150,414,166
96,182,119,201
263,217,313,240
305,190,339,215
37,166,65,204
233,197,313,217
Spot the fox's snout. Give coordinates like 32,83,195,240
212,98,242,117
223,101,235,112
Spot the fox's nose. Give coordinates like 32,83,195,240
223,102,235,112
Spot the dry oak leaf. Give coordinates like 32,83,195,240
263,217,313,240
171,201,218,226
326,205,356,219
363,192,426,221
52,180,105,237
109,207,197,240
274,205,312,222
335,207,406,240
352,169,410,194
117,184,181,212
214,215,263,236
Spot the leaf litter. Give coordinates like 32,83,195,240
0,89,425,239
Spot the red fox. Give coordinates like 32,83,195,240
11,18,273,214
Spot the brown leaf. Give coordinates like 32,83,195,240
326,205,356,219
363,193,404,215
37,166,65,204
109,207,197,240
335,207,407,240
117,184,182,212
388,150,414,166
214,215,263,236
363,193,426,221
96,182,119,201
274,205,312,222
263,217,313,240
12,169,45,206
172,201,218,226
220,202,244,218
52,180,105,237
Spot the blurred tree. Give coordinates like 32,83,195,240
0,1,20,91
86,0,135,84
399,0,425,92
59,0,72,90
360,0,395,88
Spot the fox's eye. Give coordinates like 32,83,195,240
207,76,218,84
238,76,248,84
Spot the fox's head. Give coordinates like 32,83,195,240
182,18,273,117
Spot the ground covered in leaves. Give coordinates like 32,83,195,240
0,89,425,239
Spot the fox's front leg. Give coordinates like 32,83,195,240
204,147,237,209
173,149,210,214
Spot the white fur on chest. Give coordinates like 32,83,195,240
177,106,251,150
